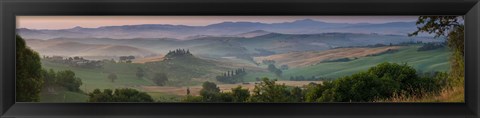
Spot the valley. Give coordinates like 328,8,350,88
17,18,454,102
36,38,450,102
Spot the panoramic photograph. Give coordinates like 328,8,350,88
15,16,464,103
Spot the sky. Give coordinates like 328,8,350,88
17,16,419,30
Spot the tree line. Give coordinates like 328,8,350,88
216,68,247,84
43,56,103,68
165,48,192,59
88,88,154,102
118,56,136,63
267,64,283,77
42,69,83,92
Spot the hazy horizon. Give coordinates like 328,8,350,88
17,16,418,30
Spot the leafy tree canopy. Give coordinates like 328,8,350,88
88,88,154,102
16,35,44,102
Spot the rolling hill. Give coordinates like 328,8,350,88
232,30,272,38
281,45,451,79
242,45,450,82
34,32,443,58
254,46,402,68
25,39,157,58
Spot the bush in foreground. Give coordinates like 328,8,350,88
88,88,154,102
305,62,448,102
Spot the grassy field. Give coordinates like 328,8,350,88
377,86,464,102
39,88,88,102
40,56,228,102
253,46,402,68
41,55,230,91
143,56,231,86
245,45,450,80
283,45,450,79
42,61,155,93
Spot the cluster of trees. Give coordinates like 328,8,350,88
289,76,334,81
216,68,247,84
43,56,103,68
17,35,84,102
184,79,305,102
184,81,251,102
16,35,44,102
119,56,135,63
88,88,154,102
321,58,353,63
417,42,445,51
185,62,449,103
249,78,304,102
262,60,276,65
42,69,83,92
305,62,447,102
108,73,118,83
165,49,192,59
267,64,283,77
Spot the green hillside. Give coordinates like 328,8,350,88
284,45,450,79
39,88,88,102
41,61,155,92
41,55,229,92
144,55,231,86
245,45,450,80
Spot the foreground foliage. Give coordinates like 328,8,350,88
184,62,449,103
88,88,154,102
42,69,83,92
397,16,465,102
305,63,447,102
16,35,44,102
410,16,464,87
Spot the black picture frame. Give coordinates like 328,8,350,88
1,0,479,118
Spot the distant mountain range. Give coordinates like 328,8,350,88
17,19,421,40
25,32,443,60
